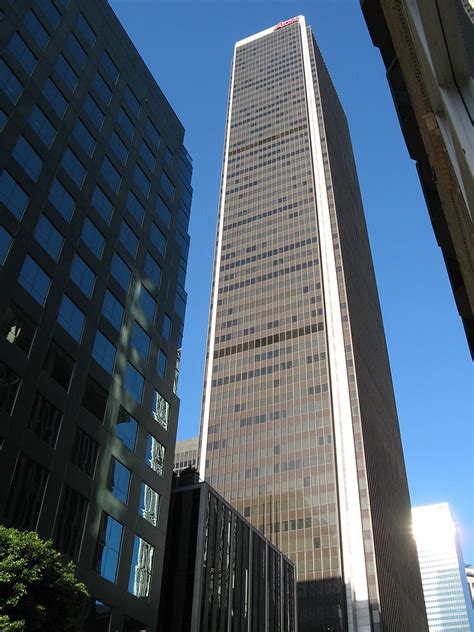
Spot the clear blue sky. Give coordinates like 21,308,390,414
110,0,473,563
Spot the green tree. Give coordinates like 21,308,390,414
0,526,89,631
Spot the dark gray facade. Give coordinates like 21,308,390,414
0,1,192,630
199,17,427,632
159,471,296,632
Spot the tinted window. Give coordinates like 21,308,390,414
155,196,171,228
126,191,144,226
110,254,131,291
145,434,165,475
76,14,96,46
72,119,95,157
70,254,95,298
8,33,38,74
102,290,123,330
124,363,144,403
0,171,29,219
53,485,88,562
83,94,104,128
61,148,86,187
150,224,166,256
115,409,137,451
18,256,51,305
28,392,61,446
92,331,116,374
139,285,156,322
57,295,85,342
144,253,161,286
23,10,50,50
48,178,74,222
28,106,56,147
94,513,122,582
34,214,63,261
107,458,130,504
13,136,43,181
119,222,138,257
66,33,87,68
5,453,47,531
0,227,13,265
101,157,121,193
71,425,98,476
131,323,150,361
54,55,78,91
0,60,23,103
92,185,113,224
81,218,104,258
100,51,119,83
43,78,67,117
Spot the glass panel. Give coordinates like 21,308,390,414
0,362,21,414
144,253,161,286
92,72,112,105
162,314,172,341
34,214,63,261
28,392,61,446
119,222,138,257
133,165,150,198
28,105,56,147
128,535,154,598
66,33,87,68
48,178,74,222
126,191,144,226
117,107,133,139
61,148,86,187
139,285,156,322
145,119,160,149
5,453,48,531
54,55,78,91
110,253,131,291
92,331,116,374
76,14,96,47
94,513,123,583
101,157,121,194
145,434,165,476
43,78,67,117
107,457,130,503
57,295,85,342
83,94,104,128
18,256,51,305
123,85,140,116
0,60,23,103
70,254,95,298
0,227,13,265
81,218,104,258
72,119,95,157
124,363,144,403
23,10,50,50
109,131,128,165
157,350,167,379
82,377,107,421
8,33,38,74
115,408,137,451
150,224,166,256
131,323,150,361
13,136,43,181
152,390,170,431
0,170,29,219
92,185,113,224
70,425,98,476
139,140,155,171
36,0,61,28
160,171,175,199
102,290,123,330
53,485,88,562
155,196,171,227
138,483,160,526
100,51,119,83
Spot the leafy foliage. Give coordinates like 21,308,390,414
0,526,89,631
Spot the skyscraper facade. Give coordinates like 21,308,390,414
0,1,192,630
199,16,427,632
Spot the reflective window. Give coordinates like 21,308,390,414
124,363,144,403
107,457,130,504
0,303,36,354
126,191,144,226
72,119,95,157
28,392,61,447
139,140,155,172
85,601,111,630
43,78,67,117
28,105,56,147
0,110,6,130
44,342,74,390
92,331,116,374
160,172,175,200
144,253,161,286
23,10,49,50
18,256,51,305
34,214,63,261
0,226,13,265
119,222,138,257
0,60,23,103
109,131,128,165
101,157,121,194
70,254,95,298
128,535,154,598
133,165,150,198
61,147,86,187
150,224,166,256
83,94,104,128
92,185,113,224
152,390,170,431
92,71,112,105
5,453,47,531
115,408,137,451
164,147,173,167
36,0,61,28
54,54,78,91
57,295,85,342
139,285,156,322
0,170,29,219
48,178,74,222
71,426,98,476
82,376,107,421
82,218,104,258
145,434,165,475
66,33,87,68
13,136,42,181
162,314,172,341
53,485,88,562
123,85,140,116
155,196,171,228
138,483,160,526
117,107,133,139
145,119,160,150
8,33,38,74
102,290,123,331
76,14,96,47
100,51,119,83
131,323,150,361
111,253,131,291
94,513,123,583
157,350,167,379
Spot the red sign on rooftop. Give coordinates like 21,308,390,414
274,16,299,31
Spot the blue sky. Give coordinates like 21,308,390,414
110,0,473,563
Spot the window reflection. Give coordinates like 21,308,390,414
128,535,154,598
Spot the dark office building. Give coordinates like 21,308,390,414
159,470,296,632
199,16,427,632
0,1,192,630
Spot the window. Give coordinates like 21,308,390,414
28,392,61,446
13,136,43,181
83,94,104,128
101,157,121,194
145,434,165,475
94,513,123,583
100,51,119,83
57,295,85,342
124,363,144,403
92,185,113,224
115,409,137,451
0,171,29,219
109,131,128,165
0,110,6,130
66,33,87,68
107,458,130,504
92,71,112,105
150,224,166,256
5,453,48,531
155,196,171,228
160,172,175,199
54,55,78,91
138,483,160,527
70,426,98,476
72,119,95,157
48,178,74,222
131,323,150,361
92,331,116,374
128,536,154,598
139,285,156,322
111,253,131,291
53,485,88,562
119,222,138,257
162,314,172,341
61,148,86,187
157,350,167,380
18,256,50,305
43,78,67,117
123,86,140,116
0,362,21,414
164,147,173,167
23,10,49,50
144,253,161,286
8,33,38,74
133,165,150,198
126,191,144,226
0,227,13,265
43,342,74,390
82,218,104,258
36,0,61,28
0,60,23,103
70,254,95,298
152,391,170,430
34,214,63,261
117,107,133,139
102,290,123,330
28,105,56,147
0,304,36,354
139,140,155,171
145,119,160,149
76,14,96,46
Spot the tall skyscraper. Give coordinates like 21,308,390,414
413,504,474,631
199,16,427,631
0,1,191,630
